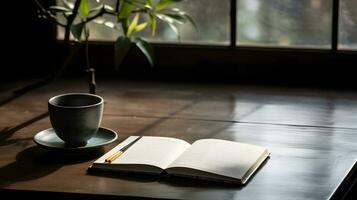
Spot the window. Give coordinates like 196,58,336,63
56,0,357,51
57,0,230,45
237,0,332,48
46,0,357,87
339,0,357,49
53,0,357,66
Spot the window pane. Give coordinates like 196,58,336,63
237,0,332,48
57,0,229,45
339,0,357,50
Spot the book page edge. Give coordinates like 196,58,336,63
241,149,270,184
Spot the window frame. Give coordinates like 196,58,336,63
51,0,357,87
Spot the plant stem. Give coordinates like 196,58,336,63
64,0,82,43
84,26,90,71
61,0,97,94
34,0,66,27
84,23,96,94
32,0,96,95
115,0,121,12
87,68,96,95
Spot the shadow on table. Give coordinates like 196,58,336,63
87,169,242,189
162,176,243,189
0,77,52,107
86,169,158,183
0,112,49,147
0,146,104,187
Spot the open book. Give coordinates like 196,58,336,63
89,136,270,184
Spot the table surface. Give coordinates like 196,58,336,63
1,79,357,200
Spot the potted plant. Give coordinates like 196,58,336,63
34,0,195,94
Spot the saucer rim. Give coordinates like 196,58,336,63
33,127,118,151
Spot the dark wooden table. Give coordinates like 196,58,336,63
1,79,356,200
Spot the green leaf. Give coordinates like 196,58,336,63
103,21,116,29
61,0,74,9
127,14,140,37
90,5,104,13
123,0,146,7
93,16,105,24
146,0,153,6
154,13,181,39
148,14,157,36
80,0,90,17
84,24,90,38
114,36,132,70
182,13,198,31
167,23,179,39
121,20,129,36
70,23,84,41
118,2,133,21
165,8,198,31
154,13,176,24
92,16,117,29
49,6,71,13
162,13,187,24
156,0,182,12
104,4,115,11
130,0,147,4
133,38,154,67
134,22,148,33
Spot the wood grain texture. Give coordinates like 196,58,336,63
1,78,357,200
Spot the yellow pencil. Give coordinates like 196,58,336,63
105,136,143,163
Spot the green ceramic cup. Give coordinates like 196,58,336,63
48,93,104,147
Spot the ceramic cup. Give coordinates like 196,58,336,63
48,93,104,147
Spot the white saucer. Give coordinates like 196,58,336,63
33,127,118,151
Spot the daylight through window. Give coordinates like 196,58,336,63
56,0,357,51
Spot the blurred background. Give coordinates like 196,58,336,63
2,0,357,88
57,0,357,49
